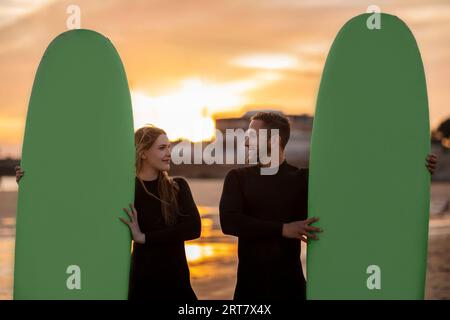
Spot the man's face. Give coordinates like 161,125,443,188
245,119,266,163
246,119,265,147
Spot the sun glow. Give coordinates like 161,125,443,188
131,78,242,142
131,74,282,142
231,54,300,70
132,87,214,142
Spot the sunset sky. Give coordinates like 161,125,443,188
0,0,449,157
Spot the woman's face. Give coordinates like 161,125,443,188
141,134,171,172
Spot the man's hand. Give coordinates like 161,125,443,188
282,217,322,243
426,153,437,175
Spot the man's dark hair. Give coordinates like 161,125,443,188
250,112,291,150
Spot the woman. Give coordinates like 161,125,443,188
16,124,202,301
121,124,201,301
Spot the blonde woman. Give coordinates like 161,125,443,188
120,124,201,300
17,124,201,300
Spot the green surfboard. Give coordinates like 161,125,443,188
14,29,135,299
306,13,430,299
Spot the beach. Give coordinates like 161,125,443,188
0,178,449,300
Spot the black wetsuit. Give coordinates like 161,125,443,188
219,160,309,300
128,176,201,301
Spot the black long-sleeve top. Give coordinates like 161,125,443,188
128,176,201,301
219,160,309,300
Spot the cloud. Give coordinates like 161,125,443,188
0,0,56,28
401,3,450,24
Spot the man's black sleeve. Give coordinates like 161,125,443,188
219,169,283,238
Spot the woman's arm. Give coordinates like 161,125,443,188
144,177,201,243
426,153,437,175
15,165,24,184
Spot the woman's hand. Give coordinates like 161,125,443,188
15,165,24,184
119,203,146,244
426,153,437,175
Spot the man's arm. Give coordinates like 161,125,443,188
219,169,283,238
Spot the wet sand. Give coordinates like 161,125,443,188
0,180,449,300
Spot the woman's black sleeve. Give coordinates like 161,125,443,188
144,177,201,243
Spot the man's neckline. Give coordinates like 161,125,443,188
257,158,288,168
254,159,289,175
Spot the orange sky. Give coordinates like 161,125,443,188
0,0,449,157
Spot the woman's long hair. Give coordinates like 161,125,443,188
135,124,180,226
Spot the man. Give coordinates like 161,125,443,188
219,111,437,301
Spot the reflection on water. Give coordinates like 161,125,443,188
184,206,239,299
195,206,226,239
0,176,17,192
186,243,214,262
0,218,15,237
185,206,232,264
0,226,15,300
